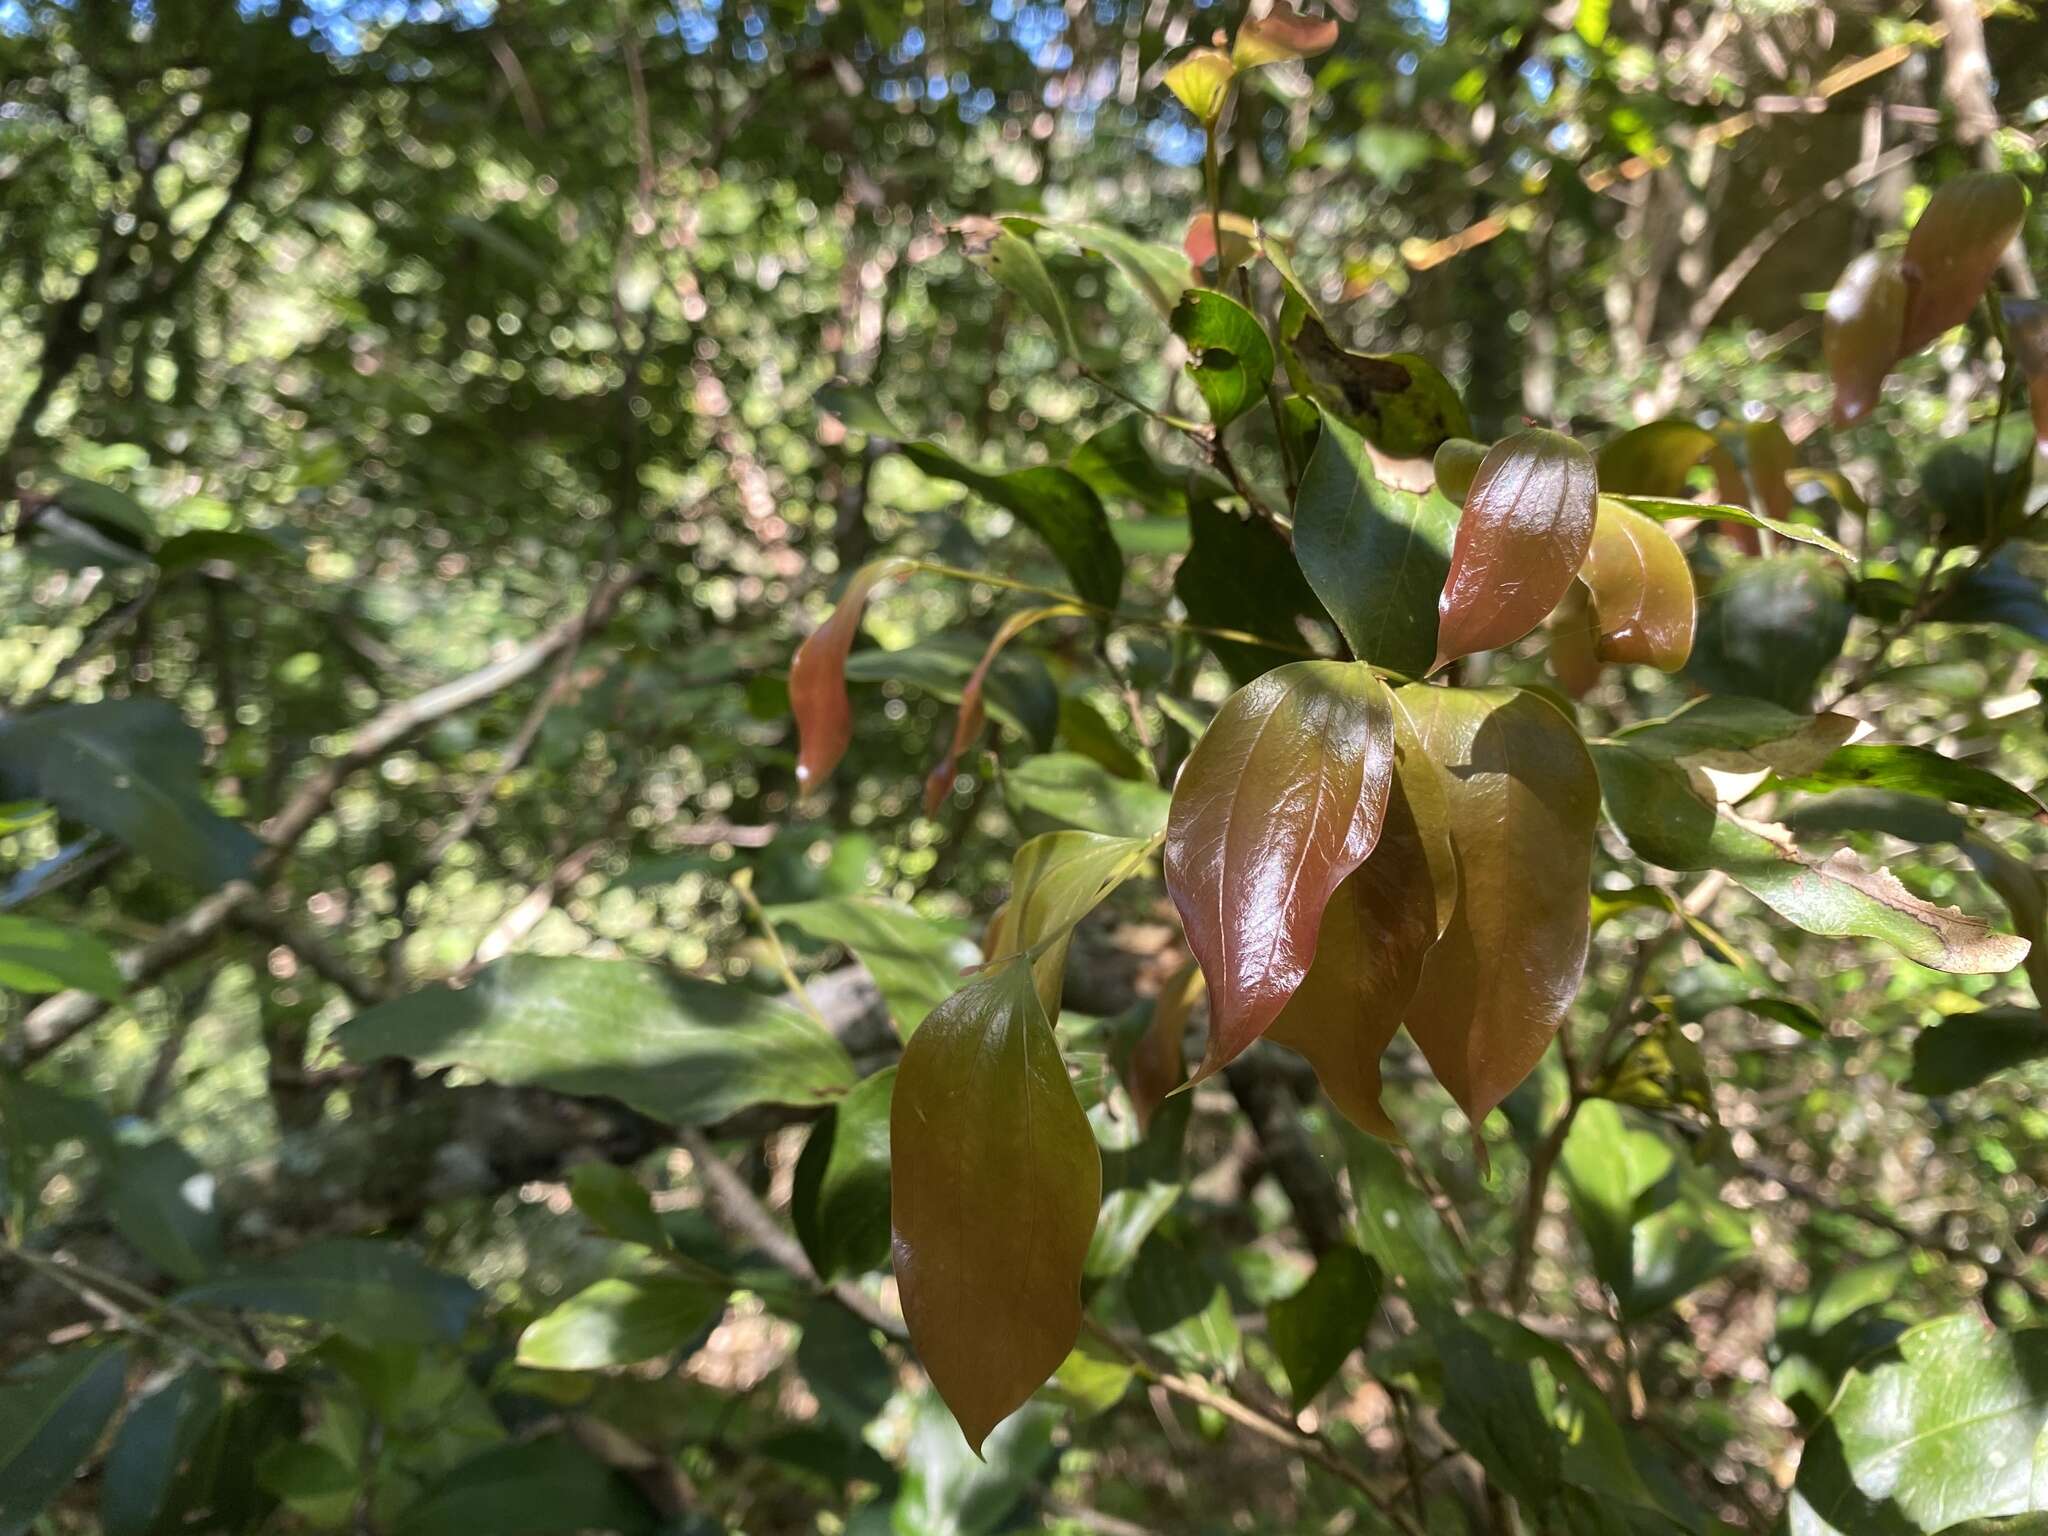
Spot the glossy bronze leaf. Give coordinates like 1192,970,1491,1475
1578,497,1695,671
790,558,912,794
1394,685,1600,1125
891,960,1101,1454
1165,661,1397,1080
1432,429,1598,672
1547,581,1604,699
1823,251,1908,427
1266,704,1457,1139
1126,958,1204,1134
925,606,1082,816
1899,171,2028,355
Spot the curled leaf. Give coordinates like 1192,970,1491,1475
1165,48,1236,124
1823,251,1908,427
1126,958,1204,1134
1578,497,1696,671
1547,581,1604,698
790,558,913,794
1899,171,2028,354
988,830,1156,1017
1432,428,1598,671
1165,661,1396,1079
892,960,1101,1453
925,607,1083,817
1233,4,1340,68
1171,289,1276,429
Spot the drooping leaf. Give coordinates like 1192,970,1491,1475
1919,418,2036,546
797,1300,894,1437
1174,496,1332,684
1125,959,1202,1134
1789,1314,2048,1535
0,699,260,889
1612,493,1854,561
1171,289,1275,429
986,830,1155,1017
1395,685,1600,1125
1432,429,1598,671
1935,550,2048,642
998,215,1197,318
1899,171,2029,355
390,1436,656,1536
890,960,1101,1453
1163,47,1235,124
106,1135,224,1283
336,956,857,1125
789,557,911,794
0,915,122,999
768,898,980,1036
1594,744,2029,974
923,606,1083,815
842,634,1060,753
1165,661,1396,1078
1234,2,1340,67
0,1344,131,1536
959,220,1082,358
1279,305,1471,457
898,444,1123,612
1266,1245,1382,1409
517,1274,726,1369
791,1066,895,1280
1777,744,2044,820
1003,752,1170,839
100,1365,224,1536
174,1239,481,1345
1906,1008,2048,1095
1547,580,1605,698
1578,497,1695,671
568,1163,670,1251
1823,251,1909,427
1292,407,1460,677
1687,555,1851,710
1267,711,1457,1138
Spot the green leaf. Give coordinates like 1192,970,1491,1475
1595,744,2030,974
1790,1314,2048,1535
0,915,123,999
1778,744,2044,820
0,1344,130,1536
1936,551,2048,642
1054,694,1151,781
1002,752,1170,839
796,1301,893,1437
568,1163,670,1251
105,1135,223,1283
1266,1245,1383,1409
1127,1235,1242,1375
0,699,261,889
893,1391,1059,1536
964,225,1081,359
986,831,1155,1019
1163,48,1235,124
792,1066,895,1280
1280,304,1471,457
1612,494,1854,562
1919,420,2035,546
1343,1128,1465,1302
1292,408,1458,677
998,216,1196,318
1627,1181,1749,1320
897,447,1122,613
1559,1100,1674,1309
1687,555,1853,710
255,1441,358,1527
391,1435,656,1536
100,1366,224,1536
335,956,857,1126
1084,1180,1182,1280
1907,1008,2048,1095
155,528,290,573
517,1273,726,1370
768,898,979,1036
1068,415,1190,516
1171,289,1275,429
890,960,1101,1452
1614,694,1857,776
842,634,1060,753
1596,420,1741,500
174,1238,481,1345
1175,496,1333,684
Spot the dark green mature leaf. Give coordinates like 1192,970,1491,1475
568,1163,669,1251
1432,1316,1564,1508
1068,414,1190,516
1055,694,1151,780
336,957,857,1126
1907,1008,2048,1095
175,1239,481,1345
842,633,1060,752
1559,1100,1673,1309
1790,1315,2048,1535
898,443,1123,612
769,898,978,1036
517,1274,725,1369
255,1441,357,1527
890,960,1100,1452
1687,555,1852,710
1003,753,1170,839
1266,1246,1383,1409
893,1392,1059,1536
391,1435,656,1536
1935,550,2048,642
1433,429,1599,671
1779,745,2044,820
1627,1181,1750,1319
1824,252,1910,427
792,1066,895,1280
1595,745,2030,974
1127,1235,1241,1374
1280,305,1471,456
1172,289,1274,428
100,1367,224,1536
0,915,122,999
1174,497,1332,684
1343,1128,1466,1302
1292,408,1459,676
106,1136,223,1283
0,1344,130,1536
1165,661,1396,1078
1615,694,1858,775
796,1300,893,1438
0,699,260,889
1920,419,2036,546
154,527,290,573
1899,172,2029,354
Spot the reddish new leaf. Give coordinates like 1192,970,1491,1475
1823,251,1908,427
1266,704,1457,1139
1184,210,1259,277
1432,428,1598,671
1126,958,1204,1134
1547,581,1604,699
1577,497,1696,671
1395,685,1600,1127
1899,171,2028,354
1233,4,1340,68
790,557,911,794
1165,661,1396,1080
924,606,1082,817
892,959,1101,1453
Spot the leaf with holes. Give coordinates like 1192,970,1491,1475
1172,289,1275,429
